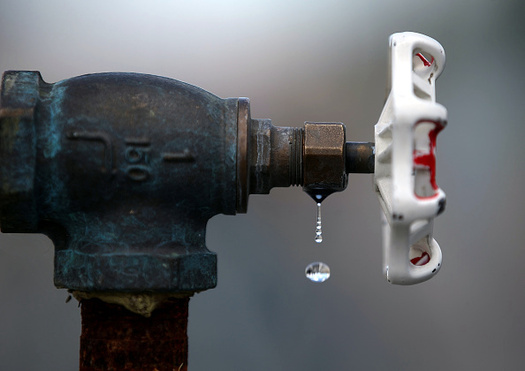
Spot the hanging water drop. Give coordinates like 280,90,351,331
305,262,330,282
315,202,323,243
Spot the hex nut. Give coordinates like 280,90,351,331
303,122,347,193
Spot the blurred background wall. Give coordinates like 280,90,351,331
1,0,524,370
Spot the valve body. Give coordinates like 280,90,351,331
0,71,351,296
0,71,243,293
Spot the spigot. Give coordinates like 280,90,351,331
0,71,366,307
0,31,449,371
0,32,448,305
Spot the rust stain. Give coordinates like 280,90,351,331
80,297,189,371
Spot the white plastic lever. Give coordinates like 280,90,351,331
374,32,447,285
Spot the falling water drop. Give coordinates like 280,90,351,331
305,262,331,282
315,202,323,243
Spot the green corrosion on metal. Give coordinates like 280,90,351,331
0,71,240,294
0,115,20,153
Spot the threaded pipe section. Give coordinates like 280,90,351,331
289,127,304,186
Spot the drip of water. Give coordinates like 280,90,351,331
315,202,322,243
305,261,330,282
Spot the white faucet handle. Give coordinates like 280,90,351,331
374,32,447,285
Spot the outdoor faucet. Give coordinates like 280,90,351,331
0,32,448,370
0,70,372,297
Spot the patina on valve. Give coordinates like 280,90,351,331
0,71,240,298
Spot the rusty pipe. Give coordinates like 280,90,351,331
80,297,189,371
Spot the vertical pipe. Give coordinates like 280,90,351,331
80,297,189,371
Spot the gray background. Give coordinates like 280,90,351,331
1,0,524,370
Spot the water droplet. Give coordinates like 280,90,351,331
315,202,323,243
305,262,330,282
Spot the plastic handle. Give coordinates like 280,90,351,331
374,32,447,285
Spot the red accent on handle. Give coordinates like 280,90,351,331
413,121,445,191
